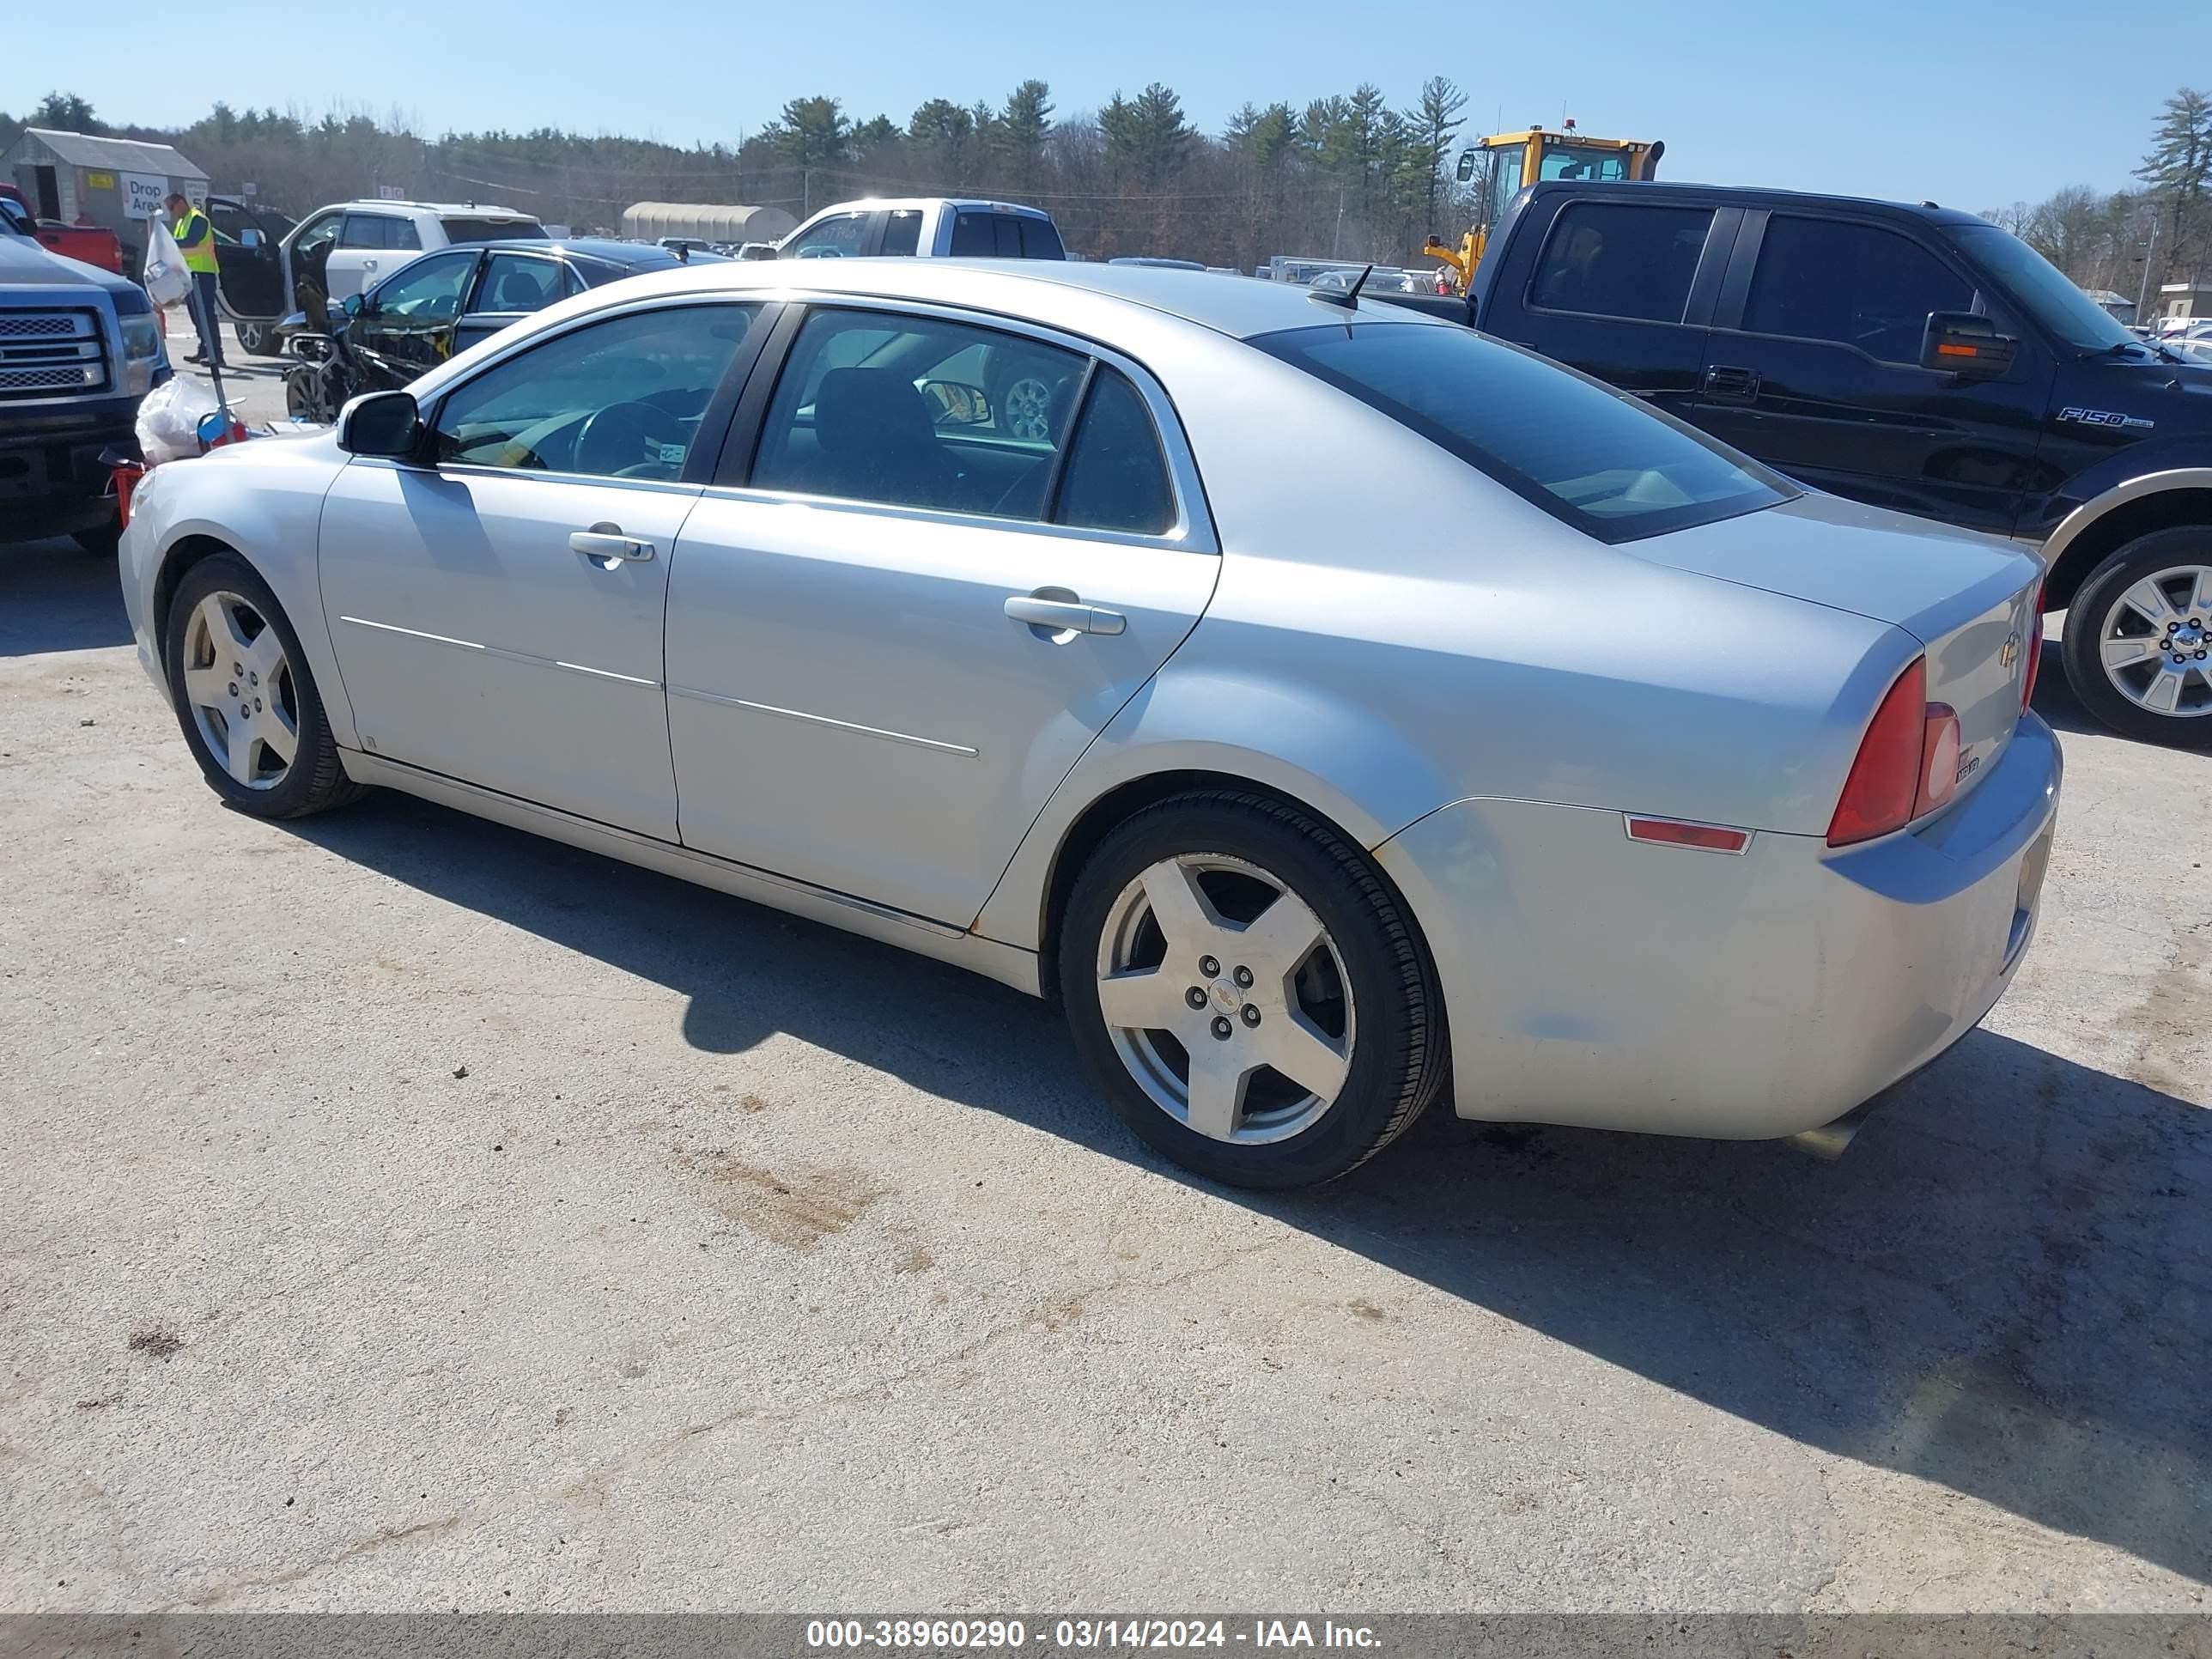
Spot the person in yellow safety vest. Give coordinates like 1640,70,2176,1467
164,192,226,370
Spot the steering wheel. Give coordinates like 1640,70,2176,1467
574,399,688,478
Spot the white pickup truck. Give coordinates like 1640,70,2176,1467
780,198,1066,261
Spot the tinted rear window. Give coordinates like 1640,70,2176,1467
951,211,1063,259
1253,321,1790,544
441,217,548,242
1529,202,1712,323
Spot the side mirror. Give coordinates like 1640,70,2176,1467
337,390,420,455
240,228,264,251
341,291,365,318
1921,312,2018,379
920,380,991,426
1455,149,1477,183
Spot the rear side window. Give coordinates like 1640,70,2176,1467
1019,217,1065,259
1742,216,1975,363
440,217,547,243
1529,203,1712,323
1254,321,1790,544
338,212,402,249
1053,370,1175,534
880,210,923,257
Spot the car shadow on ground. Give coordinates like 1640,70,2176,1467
280,787,2212,1586
0,536,131,657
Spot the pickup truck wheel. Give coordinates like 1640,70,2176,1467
162,553,366,817
2061,528,2212,747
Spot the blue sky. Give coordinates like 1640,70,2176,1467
9,0,2202,210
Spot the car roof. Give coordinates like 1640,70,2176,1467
1523,178,1991,228
514,256,1445,344
441,236,678,268
805,198,1055,221
331,199,536,217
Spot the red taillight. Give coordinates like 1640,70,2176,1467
1828,658,1928,847
2021,582,2046,711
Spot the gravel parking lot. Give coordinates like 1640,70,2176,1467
3,343,2209,1612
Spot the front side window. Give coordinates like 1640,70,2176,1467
1254,320,1789,544
291,210,341,259
472,252,563,314
748,307,1085,517
1530,203,1712,324
1742,216,1976,363
880,210,923,257
787,214,866,258
369,251,477,319
432,303,758,479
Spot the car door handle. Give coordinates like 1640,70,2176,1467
570,524,656,565
1704,364,1760,402
1004,594,1125,636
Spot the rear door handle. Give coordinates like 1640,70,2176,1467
1704,364,1760,402
1004,594,1126,636
570,523,656,565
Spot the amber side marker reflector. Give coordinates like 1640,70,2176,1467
1936,343,1980,357
1624,816,1752,855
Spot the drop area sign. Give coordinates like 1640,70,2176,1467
121,173,170,219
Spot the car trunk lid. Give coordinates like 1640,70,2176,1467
1632,491,2044,805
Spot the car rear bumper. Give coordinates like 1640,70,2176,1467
1373,714,2063,1142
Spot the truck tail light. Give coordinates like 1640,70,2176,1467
1827,658,1928,847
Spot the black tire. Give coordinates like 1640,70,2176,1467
1058,790,1447,1189
2060,526,2212,747
162,551,366,818
71,517,122,556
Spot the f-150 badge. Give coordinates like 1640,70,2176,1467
2058,407,2155,430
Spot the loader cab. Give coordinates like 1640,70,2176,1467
1438,127,1662,288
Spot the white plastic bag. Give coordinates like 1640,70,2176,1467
135,374,219,465
142,213,191,309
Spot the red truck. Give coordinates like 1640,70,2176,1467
0,184,126,274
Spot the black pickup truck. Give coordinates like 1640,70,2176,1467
1386,179,2212,745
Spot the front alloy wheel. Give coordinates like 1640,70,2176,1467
180,590,299,791
163,551,364,817
2062,527,2212,747
2095,563,2212,719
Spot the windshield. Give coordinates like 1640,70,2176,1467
1255,320,1791,544
1953,223,2136,351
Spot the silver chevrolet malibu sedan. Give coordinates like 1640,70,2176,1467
120,260,2060,1188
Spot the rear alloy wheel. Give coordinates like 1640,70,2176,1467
999,374,1059,443
234,319,280,357
163,553,364,817
1060,791,1444,1188
2062,528,2212,746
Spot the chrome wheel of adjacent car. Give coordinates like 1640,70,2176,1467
1096,853,1357,1145
181,591,298,790
2096,562,2212,719
1000,374,1057,443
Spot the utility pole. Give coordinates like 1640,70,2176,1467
2136,209,2161,323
